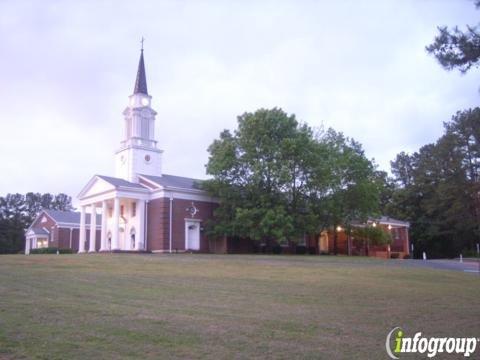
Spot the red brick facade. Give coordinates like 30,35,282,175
147,197,216,252
29,212,101,251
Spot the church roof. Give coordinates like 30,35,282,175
29,228,49,236
44,209,101,225
139,174,204,191
133,49,148,95
370,216,410,227
96,175,147,190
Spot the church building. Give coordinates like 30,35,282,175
26,48,218,254
24,47,410,258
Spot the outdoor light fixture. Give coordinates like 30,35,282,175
372,222,377,227
336,226,342,232
388,224,392,230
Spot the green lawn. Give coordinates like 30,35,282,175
0,254,478,359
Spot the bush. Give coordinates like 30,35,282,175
308,247,318,255
390,253,400,259
295,245,307,255
30,247,74,254
272,245,282,254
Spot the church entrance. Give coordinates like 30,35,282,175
318,231,329,253
185,220,200,251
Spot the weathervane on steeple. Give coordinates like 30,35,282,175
141,36,145,51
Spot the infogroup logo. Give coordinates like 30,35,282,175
385,327,479,359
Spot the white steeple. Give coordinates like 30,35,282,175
115,44,163,183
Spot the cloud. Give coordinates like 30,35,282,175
0,0,478,202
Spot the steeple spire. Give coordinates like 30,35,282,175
133,38,148,95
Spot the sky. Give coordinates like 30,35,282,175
0,0,478,206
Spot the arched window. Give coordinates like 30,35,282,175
130,228,136,250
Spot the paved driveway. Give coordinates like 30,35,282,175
392,258,480,273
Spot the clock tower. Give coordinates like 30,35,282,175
115,47,163,183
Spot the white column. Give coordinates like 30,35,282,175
112,197,120,250
89,204,97,253
100,200,108,251
136,200,145,251
25,237,30,255
79,206,86,253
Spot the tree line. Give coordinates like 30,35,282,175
385,109,479,258
0,193,73,253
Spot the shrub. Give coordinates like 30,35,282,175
390,253,400,259
295,245,307,255
307,247,317,255
272,245,282,254
30,247,74,254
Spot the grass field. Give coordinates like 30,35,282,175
0,254,479,359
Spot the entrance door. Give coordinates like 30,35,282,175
185,221,200,251
318,231,329,253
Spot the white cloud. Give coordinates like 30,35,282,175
0,0,478,201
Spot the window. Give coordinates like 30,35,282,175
131,202,136,217
120,205,124,216
41,216,47,223
37,239,48,248
298,233,307,246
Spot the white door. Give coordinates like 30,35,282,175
186,222,200,250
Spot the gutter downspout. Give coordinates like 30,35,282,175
145,200,149,251
169,193,173,253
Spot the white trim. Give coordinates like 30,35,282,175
183,218,202,222
56,223,102,229
150,190,218,203
138,176,162,190
26,210,56,232
79,189,150,206
169,195,173,253
78,175,150,201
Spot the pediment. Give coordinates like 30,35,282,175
78,176,116,199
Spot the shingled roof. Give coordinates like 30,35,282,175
140,174,204,191
44,209,101,225
96,175,147,190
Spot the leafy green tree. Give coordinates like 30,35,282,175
204,108,381,252
426,1,480,74
319,130,381,254
350,225,392,255
204,108,311,249
388,108,480,257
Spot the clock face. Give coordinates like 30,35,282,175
144,154,151,163
141,98,149,106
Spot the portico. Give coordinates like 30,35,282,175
77,175,149,252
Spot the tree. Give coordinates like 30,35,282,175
426,1,480,74
319,129,381,254
388,108,480,258
204,108,312,248
204,108,381,252
350,225,392,256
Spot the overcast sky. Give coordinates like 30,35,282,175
0,0,478,205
